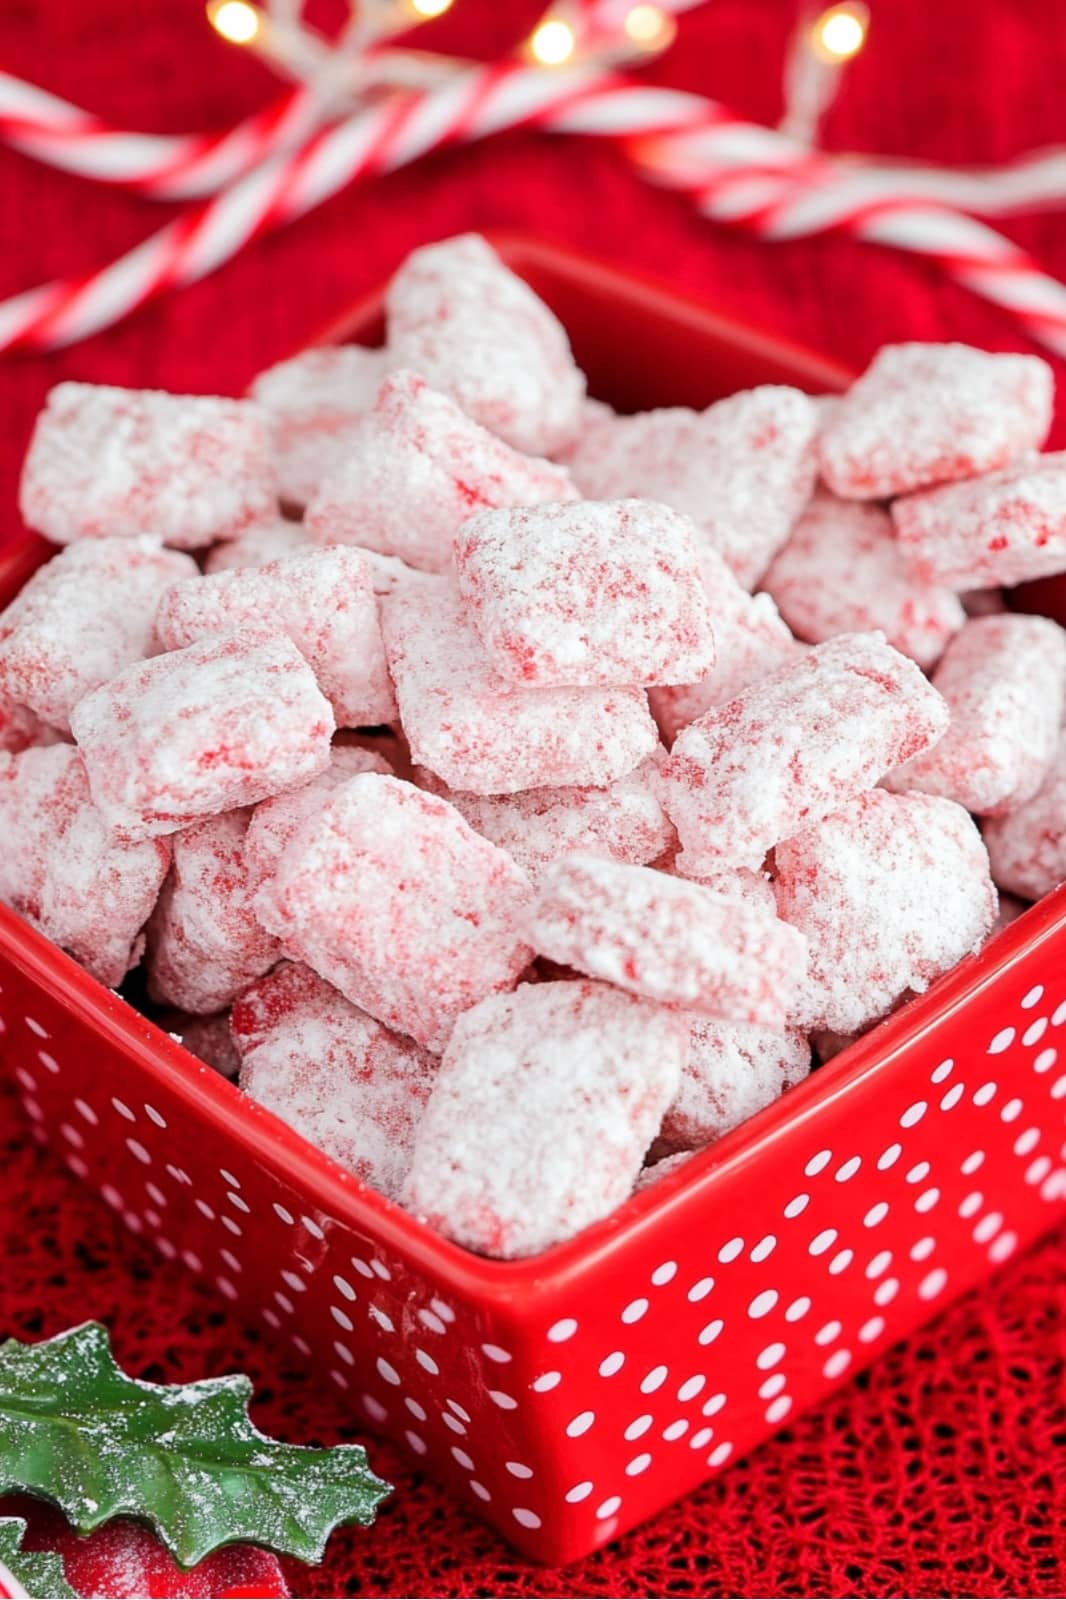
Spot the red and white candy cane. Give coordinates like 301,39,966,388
3,61,1066,357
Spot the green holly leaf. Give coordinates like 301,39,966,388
0,1323,390,1569
0,1517,77,1598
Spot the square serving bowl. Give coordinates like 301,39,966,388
2,235,1065,1567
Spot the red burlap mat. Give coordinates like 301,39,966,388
1,3,1065,1594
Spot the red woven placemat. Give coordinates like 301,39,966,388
1,2,1065,1594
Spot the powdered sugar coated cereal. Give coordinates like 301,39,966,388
404,979,688,1257
204,518,310,574
819,343,1052,499
20,383,277,549
70,629,334,839
660,1018,810,1151
983,735,1066,901
244,745,392,892
659,632,948,870
886,614,1066,815
249,344,390,506
254,774,534,1051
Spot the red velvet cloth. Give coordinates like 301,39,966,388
1,2,1065,1595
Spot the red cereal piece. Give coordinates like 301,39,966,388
403,979,688,1257
763,492,965,669
454,499,716,688
244,745,392,892
254,773,534,1050
566,387,818,589
146,809,281,1014
0,538,197,734
204,518,310,574
155,546,395,728
385,234,586,456
381,577,658,794
892,452,1066,589
0,744,169,986
20,382,278,549
414,753,674,882
248,344,389,506
660,1019,810,1151
159,1010,241,1077
775,789,997,1034
659,632,949,870
886,615,1066,814
304,369,576,572
70,629,334,840
525,853,807,1024
649,546,802,742
819,343,1053,499
233,962,438,1199
982,735,1066,901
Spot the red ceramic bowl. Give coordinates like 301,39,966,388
2,236,1065,1568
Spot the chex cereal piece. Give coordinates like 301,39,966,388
233,962,438,1199
649,546,802,741
386,234,586,455
982,735,1066,901
70,629,333,840
819,343,1052,499
775,789,997,1034
155,545,395,727
381,577,658,794
763,493,965,669
566,387,818,589
159,1010,241,1077
248,344,389,506
886,615,1066,814
0,538,197,734
525,853,807,1024
669,856,778,914
404,979,688,1257
204,518,311,574
415,753,674,883
304,369,576,572
892,453,1066,589
0,744,169,986
454,499,715,688
20,382,277,549
244,745,392,892
254,774,534,1050
146,809,281,1014
659,632,948,870
660,1019,810,1151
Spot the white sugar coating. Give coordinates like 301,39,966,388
885,615,1066,815
775,789,997,1034
248,343,389,506
414,753,674,883
204,518,311,574
234,962,438,1200
0,538,197,734
892,452,1066,589
649,546,802,742
634,1148,695,1191
146,809,281,1014
381,577,658,794
19,382,278,549
660,1018,810,1151
155,545,395,727
819,343,1053,499
70,628,334,840
0,743,169,986
763,492,965,669
565,386,818,589
254,774,534,1051
524,853,807,1025
159,1009,241,1077
982,735,1066,901
404,979,688,1258
669,856,777,914
385,234,586,456
244,745,392,892
659,632,949,870
304,369,576,573
453,499,716,688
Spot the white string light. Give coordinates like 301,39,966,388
780,3,869,146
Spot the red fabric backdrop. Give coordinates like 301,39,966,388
1,2,1065,1595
